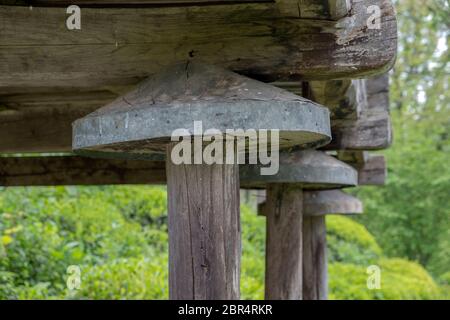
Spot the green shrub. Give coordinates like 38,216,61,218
329,258,441,300
240,205,265,300
327,215,382,265
71,256,168,300
1,186,446,300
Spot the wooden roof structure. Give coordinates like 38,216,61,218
0,0,397,301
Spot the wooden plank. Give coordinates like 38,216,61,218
166,143,241,299
336,150,369,168
0,154,387,186
308,79,366,120
357,154,386,185
323,113,392,150
303,215,327,300
277,0,351,19
3,0,268,6
0,0,397,90
321,72,391,150
0,106,93,153
265,184,303,300
0,156,166,186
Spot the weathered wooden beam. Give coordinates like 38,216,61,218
265,184,303,300
0,156,166,186
320,72,391,150
277,0,351,20
3,0,269,6
323,113,392,150
356,154,386,185
0,0,397,90
0,153,386,186
308,79,366,120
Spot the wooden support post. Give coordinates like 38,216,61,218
303,215,327,300
166,143,241,300
265,184,303,300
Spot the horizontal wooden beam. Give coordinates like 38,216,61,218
0,154,386,186
0,0,397,91
322,113,392,150
4,0,269,6
356,154,386,185
0,156,167,186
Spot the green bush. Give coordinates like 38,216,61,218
329,258,441,300
72,256,168,300
1,186,447,300
327,215,382,265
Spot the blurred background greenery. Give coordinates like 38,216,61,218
0,0,449,299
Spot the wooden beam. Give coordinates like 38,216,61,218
0,0,397,91
308,79,366,120
0,156,167,186
3,0,269,6
277,0,351,20
323,113,392,150
0,154,386,186
357,155,386,185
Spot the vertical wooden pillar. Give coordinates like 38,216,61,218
303,215,327,300
265,184,303,300
166,143,241,300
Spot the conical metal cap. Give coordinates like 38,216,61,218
73,62,331,160
240,150,358,189
303,190,363,216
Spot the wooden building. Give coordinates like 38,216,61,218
0,0,397,299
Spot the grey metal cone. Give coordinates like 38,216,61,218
240,150,358,189
72,62,331,160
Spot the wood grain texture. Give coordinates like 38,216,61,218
321,73,392,150
2,0,268,6
309,79,366,120
0,156,166,186
166,143,241,300
0,153,385,186
357,154,386,185
265,184,303,300
303,215,327,300
0,0,397,90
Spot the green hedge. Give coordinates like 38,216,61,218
329,259,441,300
327,215,382,265
0,186,446,300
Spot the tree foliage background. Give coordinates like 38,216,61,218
355,0,449,277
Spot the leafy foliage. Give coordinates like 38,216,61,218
355,0,449,277
0,186,445,300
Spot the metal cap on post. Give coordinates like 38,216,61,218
72,61,332,300
241,150,358,300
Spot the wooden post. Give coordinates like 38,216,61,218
166,143,241,300
302,215,327,300
265,184,303,300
